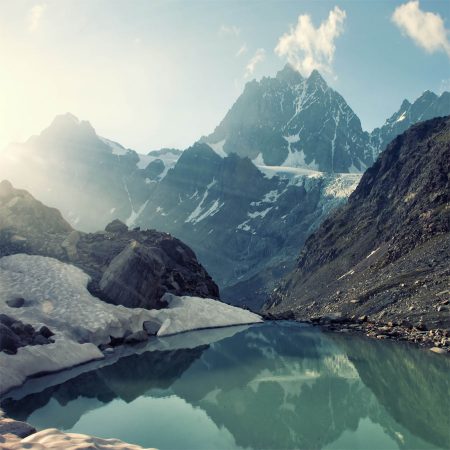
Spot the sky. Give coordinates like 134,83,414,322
0,0,449,153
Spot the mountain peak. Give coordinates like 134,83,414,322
42,113,97,141
307,69,327,87
276,64,304,84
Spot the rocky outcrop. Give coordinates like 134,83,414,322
0,181,219,309
267,116,450,331
0,314,54,354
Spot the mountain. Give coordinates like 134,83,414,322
370,90,450,156
134,143,360,309
0,114,182,231
1,70,448,310
202,64,372,173
267,116,450,329
0,180,218,308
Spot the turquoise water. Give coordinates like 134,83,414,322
2,322,449,450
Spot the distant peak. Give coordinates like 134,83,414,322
276,63,304,84
307,69,327,86
400,99,411,110
42,113,97,140
419,90,438,101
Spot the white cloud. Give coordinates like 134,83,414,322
244,48,266,78
236,44,248,57
439,78,450,94
219,25,240,38
28,3,46,32
275,6,346,76
392,1,450,58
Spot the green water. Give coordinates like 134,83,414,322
1,322,449,450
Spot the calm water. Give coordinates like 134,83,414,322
1,322,449,450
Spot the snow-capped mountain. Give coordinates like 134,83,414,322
134,142,361,309
1,70,448,310
202,64,372,173
0,114,182,231
370,90,450,156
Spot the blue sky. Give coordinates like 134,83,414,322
0,0,449,152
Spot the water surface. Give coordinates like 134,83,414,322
2,322,449,450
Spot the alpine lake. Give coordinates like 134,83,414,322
1,321,449,450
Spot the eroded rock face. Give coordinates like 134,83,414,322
268,116,450,330
0,182,219,309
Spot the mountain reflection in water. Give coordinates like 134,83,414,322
2,322,449,450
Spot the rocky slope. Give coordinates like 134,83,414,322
267,116,450,331
0,180,218,308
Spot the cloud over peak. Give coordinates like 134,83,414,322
245,48,266,78
392,1,450,58
275,6,346,77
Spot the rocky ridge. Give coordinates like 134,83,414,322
266,116,450,351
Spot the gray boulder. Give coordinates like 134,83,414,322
105,219,128,233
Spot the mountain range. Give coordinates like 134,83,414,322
1,65,448,309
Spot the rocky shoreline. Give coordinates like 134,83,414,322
265,312,449,354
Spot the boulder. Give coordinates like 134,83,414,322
6,298,25,308
124,330,148,344
0,323,21,354
99,241,168,309
105,219,128,233
143,319,161,335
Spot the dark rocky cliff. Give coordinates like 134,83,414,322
268,116,450,330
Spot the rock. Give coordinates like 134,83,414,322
0,323,21,354
39,326,54,338
104,347,114,354
322,312,345,323
6,298,25,308
430,347,447,354
437,305,448,312
105,219,128,233
0,417,36,438
32,334,50,345
376,335,388,339
124,330,148,344
358,315,368,322
0,314,15,328
99,241,170,309
143,319,161,335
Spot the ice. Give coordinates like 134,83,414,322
153,294,262,337
0,254,262,394
207,140,227,158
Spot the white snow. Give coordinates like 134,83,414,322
248,207,272,219
100,137,128,156
366,247,380,259
152,294,262,337
126,199,149,228
323,173,361,198
0,254,262,395
207,139,227,158
4,428,156,450
185,179,220,224
136,151,181,179
395,112,406,123
282,150,320,171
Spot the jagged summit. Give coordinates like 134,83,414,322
204,65,369,172
40,112,97,143
370,89,450,154
275,63,304,84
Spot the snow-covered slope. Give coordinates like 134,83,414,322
0,254,261,395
